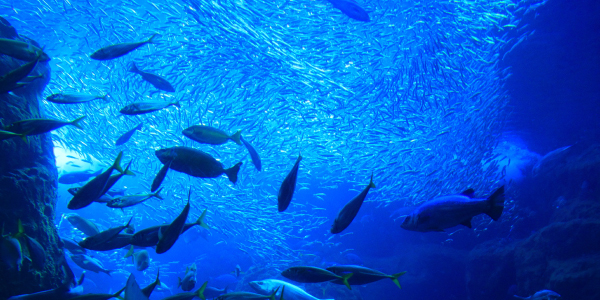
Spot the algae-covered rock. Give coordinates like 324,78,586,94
0,16,65,299
514,219,600,299
466,239,517,300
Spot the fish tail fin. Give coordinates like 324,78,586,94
485,186,505,221
269,286,280,300
172,100,181,108
70,116,86,130
177,277,182,288
341,273,353,290
197,208,210,229
104,269,114,277
123,160,135,176
147,33,158,44
15,219,25,238
197,281,207,300
153,188,164,200
129,62,139,73
111,151,124,174
224,162,243,184
124,245,134,259
113,285,126,297
279,286,285,300
101,94,109,102
369,172,376,188
391,271,407,289
231,130,242,145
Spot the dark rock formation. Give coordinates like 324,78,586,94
466,144,600,300
0,17,65,299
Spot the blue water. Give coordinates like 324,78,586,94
1,0,599,299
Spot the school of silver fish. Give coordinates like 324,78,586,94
0,0,549,297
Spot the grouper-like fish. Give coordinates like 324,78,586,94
401,186,505,232
155,146,242,184
90,34,156,60
330,174,375,234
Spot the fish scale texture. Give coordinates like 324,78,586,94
0,17,66,300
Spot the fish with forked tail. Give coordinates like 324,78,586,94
401,186,505,232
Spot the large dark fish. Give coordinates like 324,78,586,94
330,174,375,234
90,34,156,60
155,146,242,184
327,0,370,22
277,154,302,212
240,135,261,171
116,123,143,146
80,234,132,251
130,210,208,247
0,54,40,94
78,217,132,250
151,155,174,192
120,100,180,115
281,266,353,290
400,186,505,232
67,152,125,210
129,62,175,92
0,38,50,62
155,190,191,254
182,125,242,145
4,116,85,136
59,169,102,184
327,265,406,289
46,93,107,104
68,188,113,203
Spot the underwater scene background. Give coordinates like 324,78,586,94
0,0,598,299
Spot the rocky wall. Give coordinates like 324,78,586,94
0,17,66,299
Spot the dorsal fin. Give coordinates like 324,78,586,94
460,189,475,198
